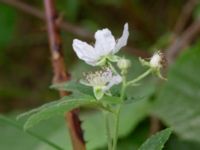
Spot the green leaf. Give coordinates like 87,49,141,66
138,128,172,150
17,100,61,120
23,94,97,129
0,115,64,150
51,80,93,95
18,93,93,120
0,114,73,150
101,95,122,104
153,42,200,142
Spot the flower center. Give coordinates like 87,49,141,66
84,67,113,87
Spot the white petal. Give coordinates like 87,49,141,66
113,23,129,53
104,75,122,91
111,75,122,85
72,39,99,65
94,28,116,56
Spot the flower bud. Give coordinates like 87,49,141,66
150,52,162,69
117,58,131,70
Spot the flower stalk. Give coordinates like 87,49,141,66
126,68,152,86
112,74,127,150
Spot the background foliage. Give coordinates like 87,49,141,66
0,0,200,149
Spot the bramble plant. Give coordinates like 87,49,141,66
18,23,172,150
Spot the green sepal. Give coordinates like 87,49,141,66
107,55,120,62
151,68,167,80
139,57,150,67
96,57,107,66
155,69,167,80
93,86,104,100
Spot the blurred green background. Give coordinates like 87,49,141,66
1,0,200,150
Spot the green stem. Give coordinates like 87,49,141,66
120,75,127,100
107,62,118,75
126,69,152,86
99,103,115,114
103,111,112,150
112,75,126,150
111,69,152,150
112,106,121,150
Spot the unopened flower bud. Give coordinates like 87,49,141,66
117,58,131,70
150,52,163,69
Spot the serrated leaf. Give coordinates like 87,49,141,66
51,80,93,95
18,93,83,119
138,128,172,150
23,94,97,129
0,115,64,150
17,100,60,120
153,42,200,142
0,114,73,150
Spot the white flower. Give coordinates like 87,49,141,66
81,67,122,100
72,23,129,66
150,52,162,69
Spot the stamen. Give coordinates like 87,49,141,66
82,67,113,86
